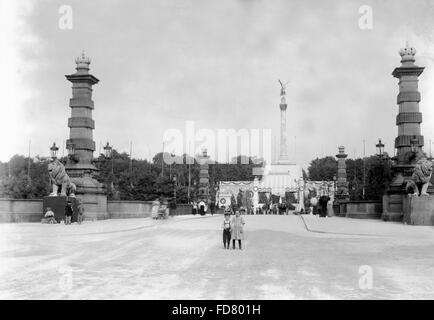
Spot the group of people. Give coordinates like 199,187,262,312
221,207,246,250
255,203,292,215
151,199,170,219
307,195,334,217
43,199,84,224
191,201,217,215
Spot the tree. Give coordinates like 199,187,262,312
302,169,308,180
307,157,337,181
363,156,392,200
0,151,265,202
230,194,237,212
307,155,393,201
0,155,50,199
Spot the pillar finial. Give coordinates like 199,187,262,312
399,41,416,64
75,50,91,72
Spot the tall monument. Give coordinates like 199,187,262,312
335,146,349,201
278,80,290,164
198,149,210,201
383,42,426,221
197,149,211,213
64,51,108,219
254,81,304,211
393,42,424,163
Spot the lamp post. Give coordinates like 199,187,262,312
410,135,419,153
103,142,114,174
173,175,177,204
66,142,75,156
50,142,59,159
66,141,76,163
376,139,385,157
333,175,337,199
103,142,114,192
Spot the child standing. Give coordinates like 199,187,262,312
65,201,73,225
44,207,57,224
231,208,246,250
222,211,232,249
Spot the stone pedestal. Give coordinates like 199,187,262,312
382,194,405,221
69,174,108,220
403,196,434,225
43,196,78,223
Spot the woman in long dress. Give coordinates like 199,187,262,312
327,199,334,217
231,208,246,249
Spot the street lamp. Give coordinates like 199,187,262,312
66,142,75,156
103,142,112,158
173,175,177,204
66,141,78,163
333,175,337,199
410,136,419,153
50,142,59,158
376,139,385,157
103,142,114,193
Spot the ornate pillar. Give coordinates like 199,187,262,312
278,82,290,164
197,149,211,206
392,42,424,163
65,51,99,170
64,52,107,219
383,43,426,221
335,146,349,201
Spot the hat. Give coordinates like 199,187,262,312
239,207,246,212
224,212,231,216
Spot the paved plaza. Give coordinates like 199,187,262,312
0,215,433,299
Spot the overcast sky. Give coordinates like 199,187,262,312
2,0,434,169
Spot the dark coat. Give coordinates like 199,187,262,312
65,204,73,217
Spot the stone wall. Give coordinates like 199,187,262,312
403,196,434,226
107,201,153,219
0,199,43,222
382,194,404,222
0,199,196,222
339,200,382,219
172,204,193,216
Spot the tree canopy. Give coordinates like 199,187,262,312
307,155,392,201
0,151,264,203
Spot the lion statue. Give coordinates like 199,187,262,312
405,155,433,197
48,158,76,197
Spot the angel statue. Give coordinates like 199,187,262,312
278,79,289,97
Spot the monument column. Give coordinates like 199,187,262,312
335,146,349,201
393,42,424,163
64,52,108,220
278,81,290,164
65,51,98,169
383,43,426,221
197,149,211,212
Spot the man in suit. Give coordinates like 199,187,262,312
318,195,330,218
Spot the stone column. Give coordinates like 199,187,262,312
198,149,211,205
336,146,349,201
279,98,289,163
383,43,425,222
65,51,99,168
65,52,107,220
392,42,424,163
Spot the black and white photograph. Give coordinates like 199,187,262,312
1,0,434,307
